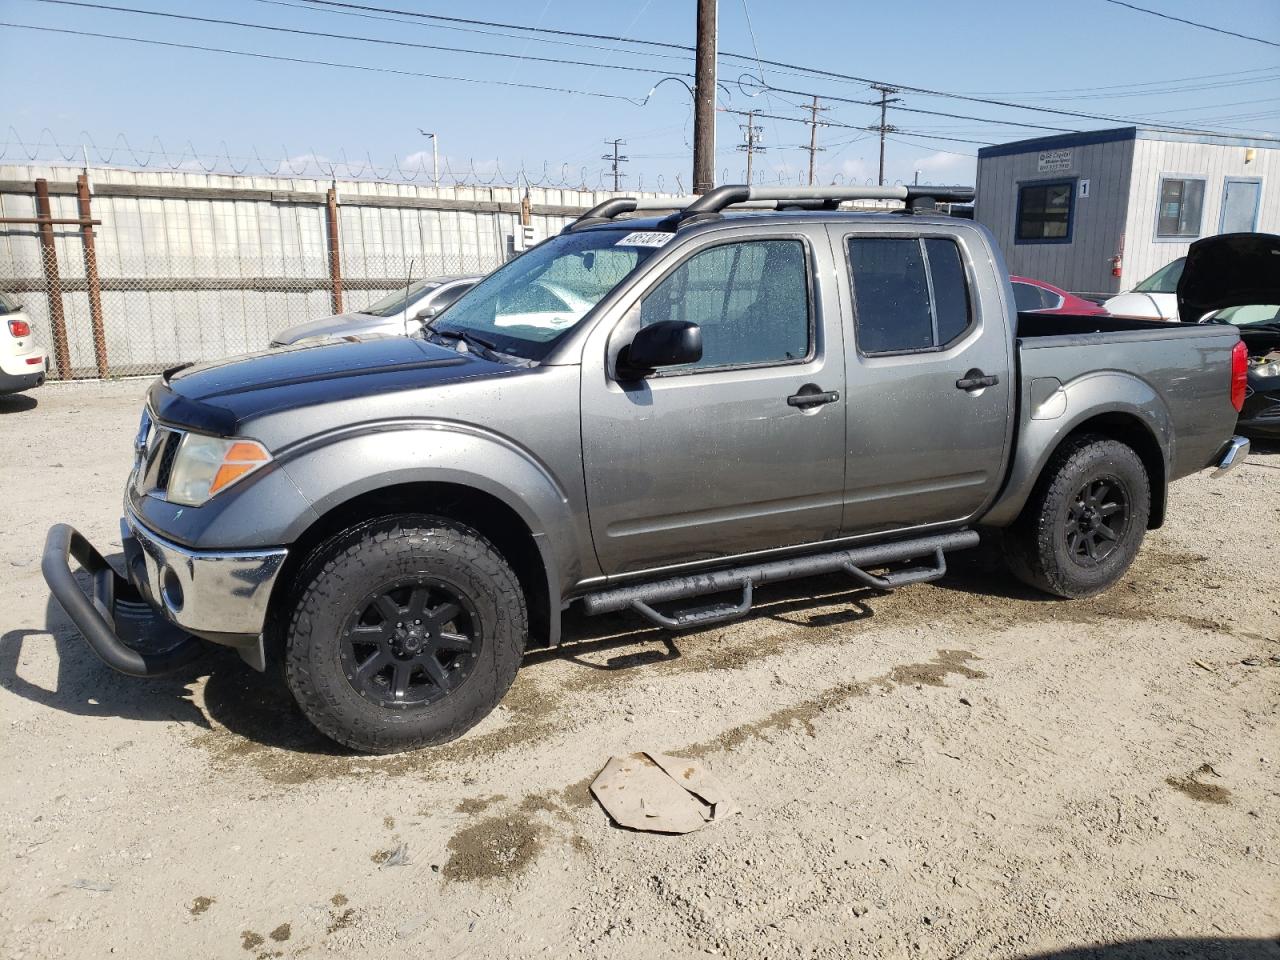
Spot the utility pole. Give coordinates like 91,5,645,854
871,84,899,186
692,0,717,194
802,94,828,186
601,139,628,191
737,111,765,183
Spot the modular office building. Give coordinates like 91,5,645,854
974,126,1278,297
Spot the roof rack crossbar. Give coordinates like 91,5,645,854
562,184,975,233
682,184,975,218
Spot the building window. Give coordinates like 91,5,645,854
1016,180,1074,242
1155,177,1205,239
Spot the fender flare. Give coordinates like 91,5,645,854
275,420,587,646
983,371,1172,528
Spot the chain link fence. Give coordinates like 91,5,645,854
0,245,505,380
0,166,670,380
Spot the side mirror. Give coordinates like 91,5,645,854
618,320,702,379
414,304,441,323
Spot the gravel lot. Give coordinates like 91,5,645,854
1,380,1277,960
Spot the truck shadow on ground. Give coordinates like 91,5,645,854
1018,938,1277,960
1,538,1077,756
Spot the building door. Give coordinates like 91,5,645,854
1220,179,1261,233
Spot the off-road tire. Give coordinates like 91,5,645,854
285,515,526,753
1004,435,1150,599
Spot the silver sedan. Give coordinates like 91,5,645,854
270,275,481,347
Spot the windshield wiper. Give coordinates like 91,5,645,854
422,321,515,362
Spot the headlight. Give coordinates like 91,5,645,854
1252,359,1280,378
166,434,272,506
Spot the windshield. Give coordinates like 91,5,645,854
431,229,662,361
359,280,441,318
1208,304,1280,326
1133,258,1184,294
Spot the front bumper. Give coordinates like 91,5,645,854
121,510,287,644
42,514,288,676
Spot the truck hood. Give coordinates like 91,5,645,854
1178,232,1280,324
149,335,504,435
271,311,402,345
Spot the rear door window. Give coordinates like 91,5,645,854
846,237,973,355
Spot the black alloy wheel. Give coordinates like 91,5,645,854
339,577,481,709
1064,476,1130,567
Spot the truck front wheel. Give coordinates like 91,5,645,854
284,516,526,753
1004,435,1151,599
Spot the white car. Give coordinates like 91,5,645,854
0,292,48,395
270,275,481,347
1103,258,1183,322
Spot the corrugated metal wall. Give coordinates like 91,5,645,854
1121,139,1280,289
976,131,1280,297
975,138,1134,295
0,164,675,377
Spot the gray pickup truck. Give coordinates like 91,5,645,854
44,185,1252,753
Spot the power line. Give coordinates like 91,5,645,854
265,0,1280,139
0,21,646,102
754,79,1280,142
952,65,1280,98
1099,0,1280,48
248,0,695,65
296,0,692,52
22,0,689,77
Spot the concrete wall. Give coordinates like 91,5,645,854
975,135,1135,296
0,164,677,377
1120,138,1280,289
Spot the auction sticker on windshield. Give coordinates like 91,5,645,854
617,231,674,248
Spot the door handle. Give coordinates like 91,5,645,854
956,370,999,391
787,387,840,408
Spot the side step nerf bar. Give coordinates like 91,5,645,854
581,530,979,631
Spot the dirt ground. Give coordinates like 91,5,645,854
1,380,1277,960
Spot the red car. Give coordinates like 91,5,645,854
1010,275,1108,316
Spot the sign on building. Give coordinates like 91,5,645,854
1037,149,1073,173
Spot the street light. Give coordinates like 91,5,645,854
416,129,439,186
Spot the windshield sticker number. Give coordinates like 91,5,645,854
616,231,674,248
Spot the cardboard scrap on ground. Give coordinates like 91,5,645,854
590,752,736,834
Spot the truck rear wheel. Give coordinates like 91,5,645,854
284,516,526,753
1004,435,1150,599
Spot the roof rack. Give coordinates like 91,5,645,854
563,184,975,233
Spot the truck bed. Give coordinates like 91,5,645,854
1013,311,1240,483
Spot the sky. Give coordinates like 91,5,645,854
1,0,1278,191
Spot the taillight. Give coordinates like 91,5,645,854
8,318,30,338
1230,340,1248,412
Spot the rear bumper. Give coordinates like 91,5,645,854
0,356,46,393
41,514,288,676
1211,435,1250,477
